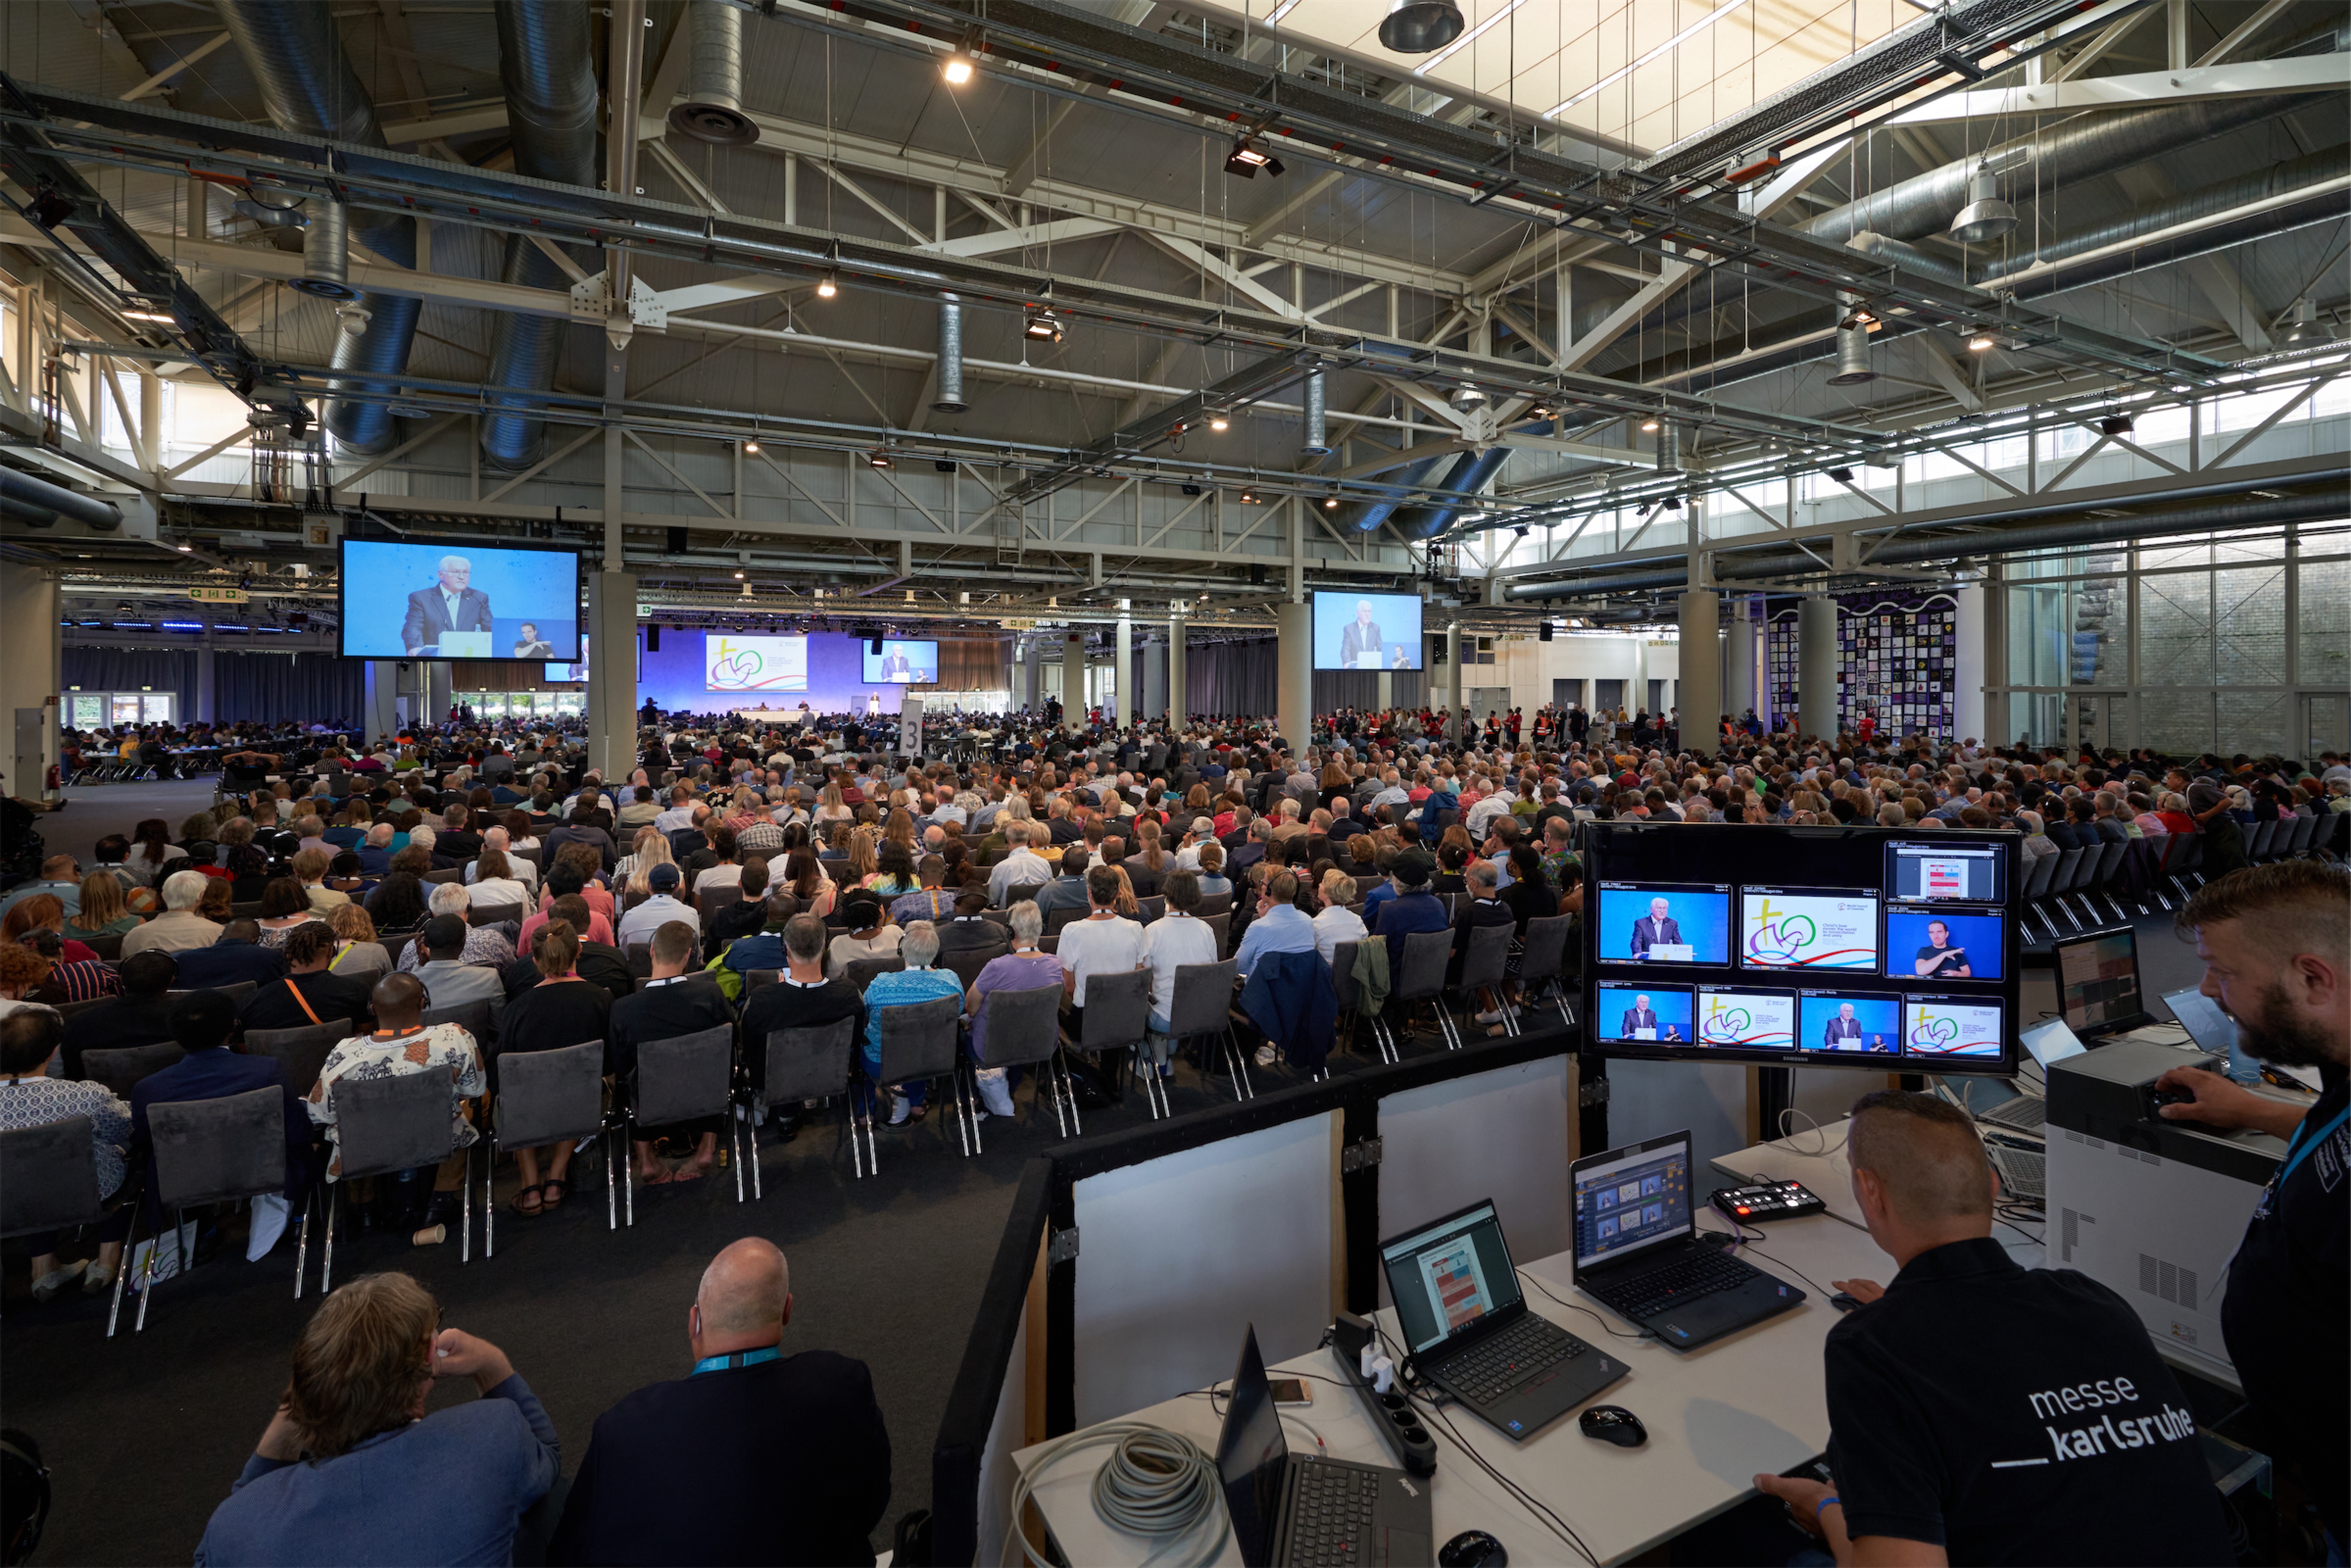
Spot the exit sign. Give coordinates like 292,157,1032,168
189,586,248,604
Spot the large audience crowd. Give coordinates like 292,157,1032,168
2,705,2347,1558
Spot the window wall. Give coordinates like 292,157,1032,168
1994,528,2347,758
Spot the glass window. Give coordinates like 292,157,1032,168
2213,566,2287,686
2299,556,2350,694
2138,570,2212,686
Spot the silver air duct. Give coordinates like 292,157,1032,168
1846,230,1972,289
670,0,758,146
933,295,969,412
481,0,600,472
289,198,359,303
0,466,124,531
1829,323,1876,385
1343,454,1447,533
216,0,422,457
1392,447,1510,540
1299,368,1330,456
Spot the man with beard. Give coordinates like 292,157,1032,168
2153,860,2347,1557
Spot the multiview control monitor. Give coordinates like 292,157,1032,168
1311,589,1423,671
340,539,582,661
1581,824,2020,1075
862,638,937,684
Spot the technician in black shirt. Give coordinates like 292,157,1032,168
2154,861,2348,1552
1756,1090,2232,1567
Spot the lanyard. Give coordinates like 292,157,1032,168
2273,1103,2349,1192
692,1346,782,1376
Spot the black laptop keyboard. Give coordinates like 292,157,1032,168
1433,1313,1588,1407
1285,1463,1380,1566
1592,1249,1761,1322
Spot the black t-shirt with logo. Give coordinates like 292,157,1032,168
1824,1237,2232,1565
2220,1066,2348,1545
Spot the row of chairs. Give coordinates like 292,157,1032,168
2021,814,2339,942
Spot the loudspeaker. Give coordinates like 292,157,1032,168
646,625,661,652
870,636,883,654
1431,637,1446,665
665,526,687,555
1249,564,1267,587
1539,620,1552,642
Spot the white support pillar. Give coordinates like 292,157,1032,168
195,633,217,725
3,568,60,798
1725,596,1756,723
588,571,638,778
1168,614,1187,725
363,661,400,745
1063,631,1084,730
1115,606,1133,727
1377,671,1394,712
1142,635,1166,723
1445,621,1464,742
1799,597,1839,745
1678,589,1721,756
1953,583,1987,746
1021,636,1040,714
1275,601,1313,754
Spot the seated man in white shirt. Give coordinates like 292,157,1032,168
616,862,701,950
465,827,538,890
1233,871,1322,1068
1138,870,1220,1059
986,822,1055,907
1054,864,1144,1041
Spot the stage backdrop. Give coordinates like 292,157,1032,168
636,629,917,717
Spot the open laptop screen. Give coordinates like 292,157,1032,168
1572,1131,1694,1273
2021,1016,2089,1072
1379,1201,1523,1356
1217,1327,1288,1568
2056,927,2144,1033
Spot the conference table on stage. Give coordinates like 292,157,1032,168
1014,1184,1928,1568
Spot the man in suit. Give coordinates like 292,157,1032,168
1339,599,1384,667
880,645,913,681
1619,993,1660,1037
547,1237,890,1566
399,553,493,654
607,921,735,1183
1630,896,1684,958
1822,1001,1867,1050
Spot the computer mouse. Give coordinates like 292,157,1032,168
1829,1291,1863,1314
1440,1529,1507,1568
1578,1404,1646,1447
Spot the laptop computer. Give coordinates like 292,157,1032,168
1975,1018,2091,1136
2054,926,2151,1039
1569,1129,1806,1349
1217,1325,1433,1568
1377,1199,1626,1441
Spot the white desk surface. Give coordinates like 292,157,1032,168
1014,1213,1893,1568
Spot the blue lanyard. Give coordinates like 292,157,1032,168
2274,1104,2349,1192
692,1346,782,1376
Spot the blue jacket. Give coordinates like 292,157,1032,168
1240,948,1337,1072
1417,790,1459,838
171,941,288,989
1371,891,1451,970
131,1047,310,1204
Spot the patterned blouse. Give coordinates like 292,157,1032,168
305,1023,486,1179
0,1074,131,1197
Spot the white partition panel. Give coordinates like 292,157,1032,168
1606,1059,1750,1174
1375,1056,1573,1306
975,1313,1029,1568
1072,1113,1337,1427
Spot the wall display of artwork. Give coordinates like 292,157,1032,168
1766,592,1959,739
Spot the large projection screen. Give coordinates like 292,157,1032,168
702,634,808,694
1312,590,1424,671
340,539,582,660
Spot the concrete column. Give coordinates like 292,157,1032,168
1114,608,1132,727
195,638,217,725
363,661,400,744
1798,596,1839,745
1678,590,1721,755
1981,565,2009,747
602,337,628,572
587,570,638,779
1377,670,1393,712
1142,635,1166,722
1726,596,1756,721
2,568,60,797
423,662,453,724
1953,582,1987,745
1168,615,1187,726
1445,621,1463,741
1275,600,1313,754
1021,637,1040,713
1062,632,1084,729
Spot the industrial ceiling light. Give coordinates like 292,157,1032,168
1837,300,1879,331
1207,408,1231,432
743,438,760,454
1022,304,1063,343
2097,413,2134,436
867,449,893,468
815,268,839,298
733,570,746,580
1323,493,1341,509
1640,415,1661,433
1447,383,1488,411
1379,0,1465,54
1512,524,1529,538
1224,134,1284,179
1948,162,2018,245
121,309,176,325
1966,329,1996,352
941,43,977,85
2284,297,2319,342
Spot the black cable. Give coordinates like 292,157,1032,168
1515,1268,1653,1341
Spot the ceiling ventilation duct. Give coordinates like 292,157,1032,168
670,0,759,145
1828,323,1876,385
0,466,124,531
1299,368,1330,456
1342,454,1448,534
288,199,358,303
1392,447,1511,540
480,0,600,472
216,0,423,457
1379,0,1465,54
932,296,969,413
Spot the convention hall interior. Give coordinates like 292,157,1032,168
0,0,2345,1564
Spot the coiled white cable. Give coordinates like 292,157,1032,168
1004,1421,1225,1568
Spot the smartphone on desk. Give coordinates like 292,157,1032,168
1269,1378,1313,1407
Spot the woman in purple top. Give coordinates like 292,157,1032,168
963,902,1062,1118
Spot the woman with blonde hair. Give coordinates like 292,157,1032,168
844,825,880,887
883,807,917,854
194,1273,555,1563
326,903,392,980
813,781,851,826
619,826,676,896
63,873,139,944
